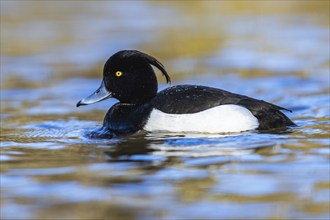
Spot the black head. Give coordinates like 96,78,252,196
77,50,171,106
103,50,171,103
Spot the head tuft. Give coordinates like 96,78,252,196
115,50,171,84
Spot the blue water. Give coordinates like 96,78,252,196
1,1,329,219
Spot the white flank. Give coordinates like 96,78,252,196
143,105,259,133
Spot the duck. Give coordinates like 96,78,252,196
77,50,295,134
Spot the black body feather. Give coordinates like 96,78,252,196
151,85,295,130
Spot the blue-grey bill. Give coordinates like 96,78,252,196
76,81,112,107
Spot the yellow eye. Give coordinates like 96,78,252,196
115,71,123,77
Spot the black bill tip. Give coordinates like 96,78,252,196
76,100,85,107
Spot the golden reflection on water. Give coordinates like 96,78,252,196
1,1,330,220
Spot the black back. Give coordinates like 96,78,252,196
151,85,295,130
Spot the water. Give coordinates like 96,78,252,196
1,1,329,219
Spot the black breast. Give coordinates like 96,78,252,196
103,103,153,134
151,85,295,130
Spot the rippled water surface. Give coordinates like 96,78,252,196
1,1,329,219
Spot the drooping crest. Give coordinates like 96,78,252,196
119,50,171,84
